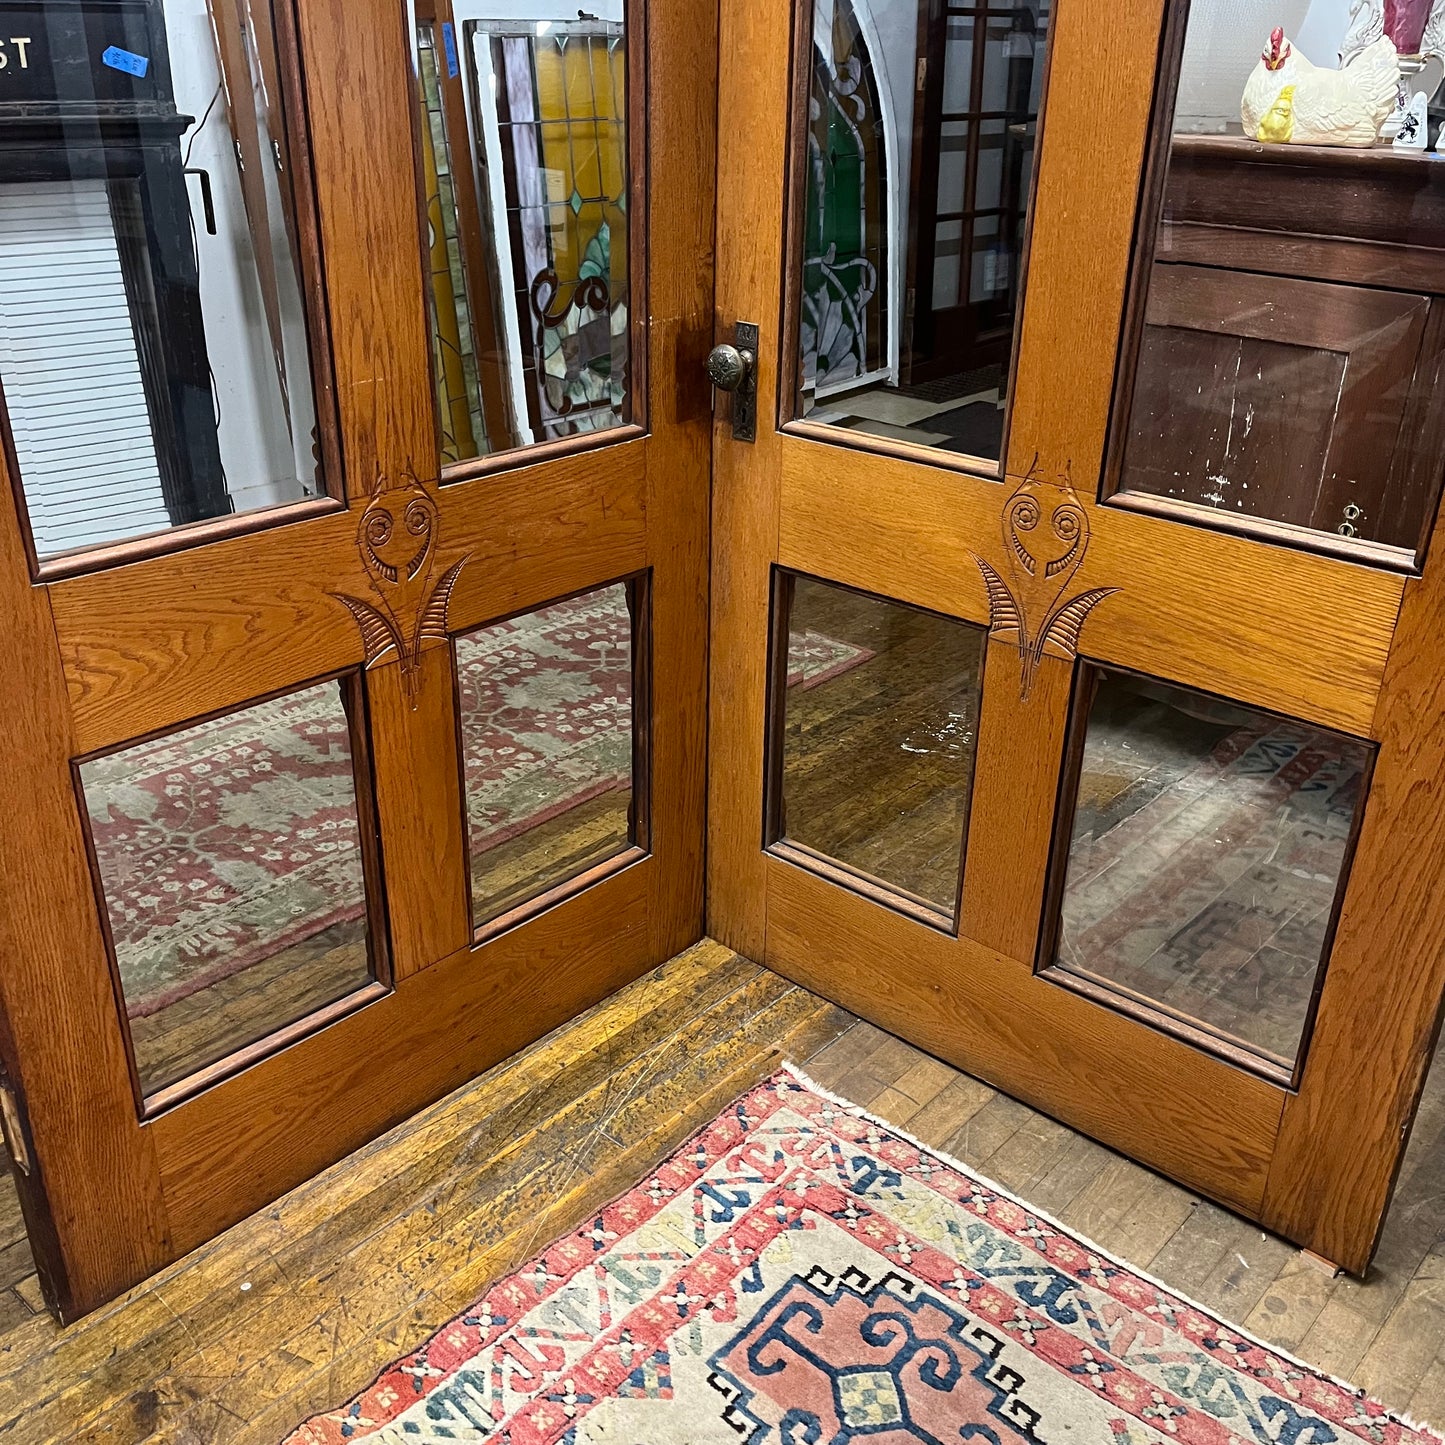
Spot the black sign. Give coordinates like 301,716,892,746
0,1,171,111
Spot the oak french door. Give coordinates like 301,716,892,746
0,0,712,1319
709,0,1445,1274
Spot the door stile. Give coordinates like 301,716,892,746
0,465,171,1320
706,0,798,957
1262,506,1445,1271
1004,0,1167,487
641,0,717,963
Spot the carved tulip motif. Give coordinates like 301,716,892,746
330,472,469,705
974,461,1117,699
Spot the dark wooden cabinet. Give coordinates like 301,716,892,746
1109,137,1445,567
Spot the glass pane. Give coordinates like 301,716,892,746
774,574,985,921
1116,3,1445,561
457,582,636,929
0,2,324,562
797,0,1052,463
79,680,376,1099
410,7,631,464
1052,670,1373,1073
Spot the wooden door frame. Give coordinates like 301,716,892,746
0,0,715,1321
710,0,1445,1274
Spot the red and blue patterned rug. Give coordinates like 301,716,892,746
285,1067,1441,1444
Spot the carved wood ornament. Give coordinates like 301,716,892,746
330,472,469,706
973,460,1117,699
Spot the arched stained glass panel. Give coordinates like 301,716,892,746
802,0,888,394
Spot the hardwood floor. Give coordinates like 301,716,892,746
2,938,1444,1439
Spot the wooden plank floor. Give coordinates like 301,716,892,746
0,939,1443,1439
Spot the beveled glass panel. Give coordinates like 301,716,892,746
1113,2,1445,564
0,1,326,563
772,574,985,922
79,679,377,1100
795,0,1052,464
456,582,636,929
1051,670,1373,1074
410,5,632,464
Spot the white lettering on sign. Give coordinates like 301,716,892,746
0,38,33,70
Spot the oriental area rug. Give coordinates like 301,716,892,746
286,1067,1440,1445
84,594,870,1019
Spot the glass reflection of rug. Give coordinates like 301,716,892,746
85,597,871,1020
1057,681,1370,1066
284,1066,1440,1445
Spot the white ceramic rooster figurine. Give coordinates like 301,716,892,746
1241,26,1401,146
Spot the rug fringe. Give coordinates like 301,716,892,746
780,1062,1445,1441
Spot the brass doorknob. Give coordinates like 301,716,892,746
707,343,755,393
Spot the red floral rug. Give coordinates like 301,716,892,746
85,598,871,1019
286,1067,1440,1444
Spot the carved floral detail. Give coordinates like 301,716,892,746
330,471,469,706
973,460,1117,700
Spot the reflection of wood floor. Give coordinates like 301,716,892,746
2,940,1444,1437
783,582,984,914
132,917,368,1096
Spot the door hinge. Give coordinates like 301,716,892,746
0,1080,31,1176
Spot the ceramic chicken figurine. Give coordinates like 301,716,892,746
1242,27,1401,146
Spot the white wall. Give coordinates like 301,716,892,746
1297,0,1356,63
162,0,315,513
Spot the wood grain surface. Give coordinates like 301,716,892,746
0,0,714,1317
1006,0,1167,484
705,0,796,957
6,947,1445,1439
777,439,1402,736
766,862,1284,1216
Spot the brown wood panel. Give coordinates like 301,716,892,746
152,858,654,1254
643,0,717,961
293,0,435,496
51,444,649,754
0,475,170,1321
766,859,1284,1216
0,0,717,1322
1262,497,1445,1273
959,646,1074,962
777,437,1402,735
1006,0,1166,481
366,650,470,977
705,0,797,956
1161,221,1445,294
1120,267,1431,548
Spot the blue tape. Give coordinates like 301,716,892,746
101,45,149,78
442,21,459,78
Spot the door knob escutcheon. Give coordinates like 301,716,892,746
709,321,760,443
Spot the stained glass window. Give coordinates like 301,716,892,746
416,20,486,462
489,24,631,442
409,8,631,461
803,0,888,394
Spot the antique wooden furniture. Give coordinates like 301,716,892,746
0,0,713,1319
8,0,1445,1324
1110,137,1445,565
709,0,1445,1279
